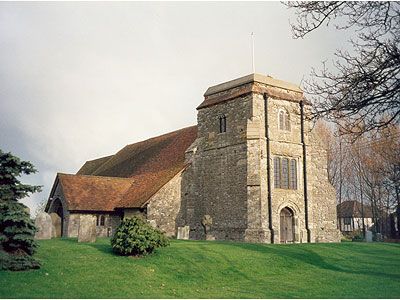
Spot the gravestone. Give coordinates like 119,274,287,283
78,215,96,243
366,231,373,243
376,233,382,242
202,215,215,241
177,226,190,240
34,212,52,240
50,213,62,238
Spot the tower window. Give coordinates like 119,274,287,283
274,157,297,190
218,116,226,133
278,110,291,131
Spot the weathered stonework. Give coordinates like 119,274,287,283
182,74,340,243
146,170,183,237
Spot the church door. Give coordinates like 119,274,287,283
280,207,294,243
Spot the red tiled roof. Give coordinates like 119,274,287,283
337,201,373,218
56,173,133,211
51,125,198,211
117,126,197,208
76,155,114,175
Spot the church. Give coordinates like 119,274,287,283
45,73,340,243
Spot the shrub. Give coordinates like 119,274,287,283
352,233,365,242
111,216,169,256
343,229,362,240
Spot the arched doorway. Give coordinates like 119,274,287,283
280,207,294,243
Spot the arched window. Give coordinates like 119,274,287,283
100,215,105,226
218,115,226,133
278,109,291,131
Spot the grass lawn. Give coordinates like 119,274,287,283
1,238,399,299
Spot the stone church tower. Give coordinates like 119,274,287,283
180,74,340,243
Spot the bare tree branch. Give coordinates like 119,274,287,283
285,1,400,136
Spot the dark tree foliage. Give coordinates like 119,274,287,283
111,216,170,257
285,1,400,136
0,150,42,201
0,150,42,271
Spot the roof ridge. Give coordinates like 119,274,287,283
123,125,197,148
58,172,134,181
84,154,114,163
91,125,197,177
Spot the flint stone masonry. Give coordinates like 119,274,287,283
182,74,340,243
78,215,96,243
34,212,52,240
146,170,183,237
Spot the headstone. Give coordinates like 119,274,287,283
177,226,190,240
78,215,96,243
376,233,382,242
366,231,373,243
50,213,62,238
34,212,52,240
51,224,56,238
202,215,215,241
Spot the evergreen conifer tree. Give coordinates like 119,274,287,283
0,150,42,271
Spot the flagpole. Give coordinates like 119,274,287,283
251,32,255,74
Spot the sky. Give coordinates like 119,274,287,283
0,1,352,215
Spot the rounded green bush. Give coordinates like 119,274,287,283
111,216,170,256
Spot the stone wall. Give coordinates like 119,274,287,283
307,131,341,242
183,91,252,241
95,214,121,237
66,213,121,238
146,170,184,237
123,208,143,219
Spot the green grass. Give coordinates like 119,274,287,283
1,238,399,298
